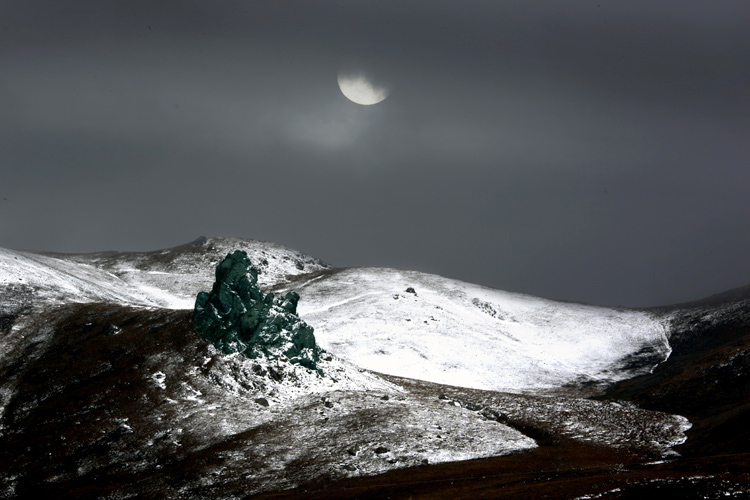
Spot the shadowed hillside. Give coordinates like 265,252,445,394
603,287,750,457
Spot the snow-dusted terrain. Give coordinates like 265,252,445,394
0,303,690,498
2,237,670,393
0,237,330,310
0,236,706,498
283,268,670,392
0,304,544,498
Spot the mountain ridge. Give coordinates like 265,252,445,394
1,236,677,393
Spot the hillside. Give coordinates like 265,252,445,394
3,237,671,392
0,237,748,498
602,286,750,456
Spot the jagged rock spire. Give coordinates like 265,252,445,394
193,250,323,372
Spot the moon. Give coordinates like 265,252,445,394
337,71,389,106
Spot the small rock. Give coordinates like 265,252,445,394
346,448,358,456
324,401,334,408
105,324,121,336
254,398,269,407
406,287,417,295
380,395,390,401
465,402,483,411
480,408,505,422
267,366,283,382
421,459,429,465
342,464,357,472
438,394,448,400
374,446,389,454
480,408,497,420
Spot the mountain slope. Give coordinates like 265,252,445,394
278,267,670,392
602,286,750,456
3,237,671,393
1,237,746,498
0,303,688,499
0,237,331,310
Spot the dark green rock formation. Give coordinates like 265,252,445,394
193,250,323,372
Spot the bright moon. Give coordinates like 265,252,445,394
337,72,389,105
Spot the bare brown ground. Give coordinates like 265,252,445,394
253,444,750,500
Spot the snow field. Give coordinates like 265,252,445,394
2,238,673,393
293,268,671,391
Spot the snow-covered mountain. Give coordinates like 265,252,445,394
2,236,669,393
0,237,330,310
281,268,669,392
2,236,747,498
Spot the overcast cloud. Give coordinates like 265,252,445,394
1,0,748,306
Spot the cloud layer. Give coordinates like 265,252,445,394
1,0,748,306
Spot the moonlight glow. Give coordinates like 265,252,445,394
337,72,389,105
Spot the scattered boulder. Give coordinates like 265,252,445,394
254,398,270,407
480,408,508,423
406,287,417,295
193,250,323,372
105,324,122,336
374,446,390,454
267,365,283,382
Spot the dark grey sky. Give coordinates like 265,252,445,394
1,0,748,307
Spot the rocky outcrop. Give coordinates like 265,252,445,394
193,250,323,372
